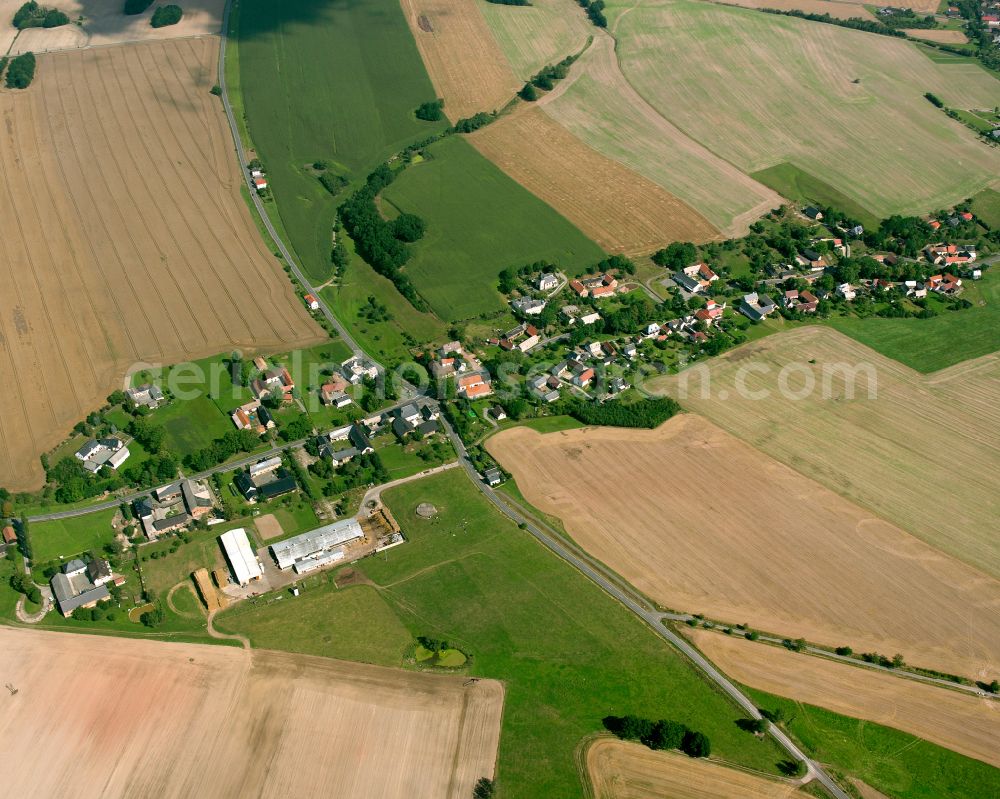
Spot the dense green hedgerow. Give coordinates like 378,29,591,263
569,396,681,428
150,4,182,27
5,52,36,90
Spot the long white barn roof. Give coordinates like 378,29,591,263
270,519,363,570
220,528,262,585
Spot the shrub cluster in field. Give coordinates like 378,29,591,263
415,98,444,122
577,0,606,28
604,714,712,757
568,397,681,429
123,0,153,14
339,163,428,311
12,1,68,29
5,52,36,90
151,4,182,28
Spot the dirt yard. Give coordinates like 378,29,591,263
650,327,1000,580
0,627,503,798
586,738,802,798
0,38,324,490
686,629,1000,769
471,106,721,252
0,0,224,54
254,514,285,541
487,417,1000,680
399,0,521,119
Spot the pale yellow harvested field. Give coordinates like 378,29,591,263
710,0,874,20
904,28,969,43
610,0,1000,218
478,0,594,78
400,0,521,119
487,417,1000,680
587,738,801,798
0,627,503,798
0,38,324,490
471,106,721,252
541,34,783,236
651,327,1000,580
688,629,1000,768
1,0,224,55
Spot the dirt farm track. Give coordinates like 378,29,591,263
0,37,324,490
0,627,503,798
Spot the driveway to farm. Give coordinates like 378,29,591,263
358,461,460,514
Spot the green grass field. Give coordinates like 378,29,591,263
747,688,1000,799
971,187,1000,229
827,269,1000,372
236,0,448,283
381,136,605,321
218,469,786,796
751,163,880,229
608,0,1000,221
31,508,118,563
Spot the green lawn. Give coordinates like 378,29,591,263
382,136,605,321
236,0,448,284
826,269,1000,372
375,435,455,479
139,533,228,597
747,688,1000,799
510,415,585,434
751,163,880,229
971,187,1000,229
217,579,413,666
31,508,118,563
222,469,787,796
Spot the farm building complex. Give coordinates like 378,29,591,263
270,519,365,574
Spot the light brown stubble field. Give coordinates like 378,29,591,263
0,0,224,54
471,106,722,253
399,0,522,119
0,38,324,490
0,627,503,798
586,738,802,798
487,417,1000,680
686,628,1000,769
650,327,1000,579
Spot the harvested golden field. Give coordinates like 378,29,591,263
1,0,224,55
541,34,783,236
0,627,503,798
687,629,1000,768
400,0,521,119
651,327,1000,579
487,417,1000,679
471,106,720,252
587,738,801,798
479,0,594,78
609,0,1000,218
710,0,874,20
904,28,969,43
0,38,324,490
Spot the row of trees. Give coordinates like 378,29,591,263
184,428,262,472
759,8,907,38
338,164,429,311
519,54,578,101
12,1,68,29
604,714,712,757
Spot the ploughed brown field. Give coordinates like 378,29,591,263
0,627,503,798
587,738,802,798
687,628,1000,769
487,416,1000,680
0,38,324,490
649,327,1000,579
